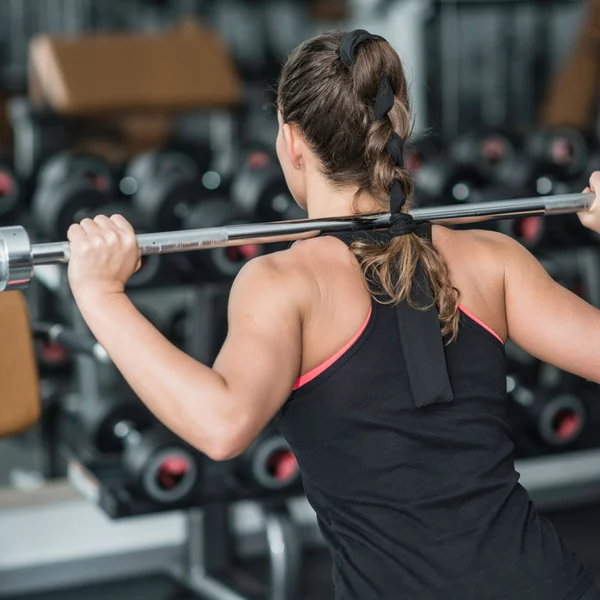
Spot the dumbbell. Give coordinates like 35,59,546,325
506,374,586,447
527,127,593,181
231,149,307,223
0,160,20,220
403,135,442,176
237,428,300,493
32,321,110,374
123,145,214,233
31,152,114,241
413,160,493,206
448,130,519,178
79,395,202,505
178,198,265,281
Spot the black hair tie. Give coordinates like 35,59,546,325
340,29,424,238
339,29,385,68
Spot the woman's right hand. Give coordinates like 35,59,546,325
578,171,600,234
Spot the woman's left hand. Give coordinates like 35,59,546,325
67,214,141,301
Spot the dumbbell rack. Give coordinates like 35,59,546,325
65,452,302,600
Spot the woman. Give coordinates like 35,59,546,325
67,30,600,600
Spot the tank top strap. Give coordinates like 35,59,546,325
324,224,454,408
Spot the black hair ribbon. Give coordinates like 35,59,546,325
339,29,422,237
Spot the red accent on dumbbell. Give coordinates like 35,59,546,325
246,151,273,170
158,457,190,490
513,217,542,244
266,450,299,482
0,172,14,196
554,410,581,442
482,138,506,164
404,153,422,174
226,245,262,262
40,341,69,363
86,173,110,192
552,138,574,166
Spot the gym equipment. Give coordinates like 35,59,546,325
231,150,307,222
120,423,202,506
32,321,110,365
0,190,595,292
527,127,593,181
507,374,587,447
403,135,443,175
125,147,212,233
0,161,20,219
448,131,518,178
498,216,546,251
239,430,300,492
77,394,202,505
31,152,114,241
180,199,265,281
413,159,513,207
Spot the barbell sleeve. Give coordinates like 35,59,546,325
0,191,595,292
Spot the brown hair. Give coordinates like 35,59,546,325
277,31,460,341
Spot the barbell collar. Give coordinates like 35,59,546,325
0,191,595,292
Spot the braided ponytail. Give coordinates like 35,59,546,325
278,31,461,341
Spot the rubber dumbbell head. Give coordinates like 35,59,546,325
77,395,154,455
0,161,20,219
240,434,300,491
32,153,114,240
231,152,306,222
125,149,207,232
449,131,518,177
403,135,442,175
537,394,586,447
527,127,591,180
121,425,201,505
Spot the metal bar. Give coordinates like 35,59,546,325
26,192,595,266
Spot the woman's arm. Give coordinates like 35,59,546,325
68,216,302,461
500,234,600,383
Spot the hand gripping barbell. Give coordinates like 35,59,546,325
0,192,594,292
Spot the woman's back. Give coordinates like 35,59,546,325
276,226,594,600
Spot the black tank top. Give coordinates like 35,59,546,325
277,230,595,600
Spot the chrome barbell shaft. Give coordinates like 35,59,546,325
0,191,595,292
30,191,595,265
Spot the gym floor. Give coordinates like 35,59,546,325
1,551,335,600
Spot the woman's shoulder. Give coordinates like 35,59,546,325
432,225,513,340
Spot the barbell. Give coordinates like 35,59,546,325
0,191,594,292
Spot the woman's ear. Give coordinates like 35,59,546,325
282,123,303,170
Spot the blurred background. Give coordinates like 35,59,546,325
2,1,600,599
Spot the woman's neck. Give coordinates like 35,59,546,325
304,179,380,219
